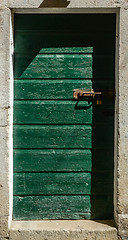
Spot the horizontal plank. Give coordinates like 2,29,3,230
15,30,115,37
13,101,92,124
14,79,92,99
14,54,114,80
14,79,115,99
13,195,91,220
13,172,113,196
13,149,92,172
14,34,115,64
39,47,93,54
39,47,93,53
13,100,114,125
13,125,113,149
14,33,115,56
14,54,92,79
13,125,92,149
13,194,113,220
13,172,91,195
13,149,113,172
14,14,115,33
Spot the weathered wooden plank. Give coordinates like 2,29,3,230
13,172,91,195
14,32,115,57
39,47,93,53
13,125,113,149
13,101,92,124
13,194,113,220
13,172,113,196
14,34,115,60
14,79,92,99
14,14,115,33
14,79,114,99
13,149,92,172
13,195,91,220
13,149,113,172
13,125,92,149
14,54,114,80
13,100,114,125
14,54,92,79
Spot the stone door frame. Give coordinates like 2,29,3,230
0,2,128,239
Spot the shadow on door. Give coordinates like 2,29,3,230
13,14,115,220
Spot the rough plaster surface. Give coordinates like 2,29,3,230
1,0,127,8
0,0,128,239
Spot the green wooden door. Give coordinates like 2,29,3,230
13,14,115,220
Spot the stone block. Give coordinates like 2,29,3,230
0,9,11,109
10,220,118,240
0,216,9,238
0,108,8,126
0,127,10,216
116,8,128,215
118,214,128,238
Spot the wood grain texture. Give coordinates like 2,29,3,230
13,101,92,124
13,194,113,220
14,79,114,100
13,172,113,196
13,195,91,220
14,34,115,60
13,149,113,172
13,149,92,172
39,47,93,53
14,54,92,79
13,100,114,125
14,33,115,57
13,125,113,149
13,125,92,149
14,79,92,99
13,172,91,195
14,54,114,80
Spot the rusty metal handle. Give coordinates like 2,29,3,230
73,89,102,100
73,89,115,104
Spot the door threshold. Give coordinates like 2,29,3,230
10,220,118,240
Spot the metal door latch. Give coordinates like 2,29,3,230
73,89,101,99
73,89,115,104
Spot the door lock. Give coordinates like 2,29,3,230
73,89,115,104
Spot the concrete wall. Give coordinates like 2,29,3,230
0,0,128,239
